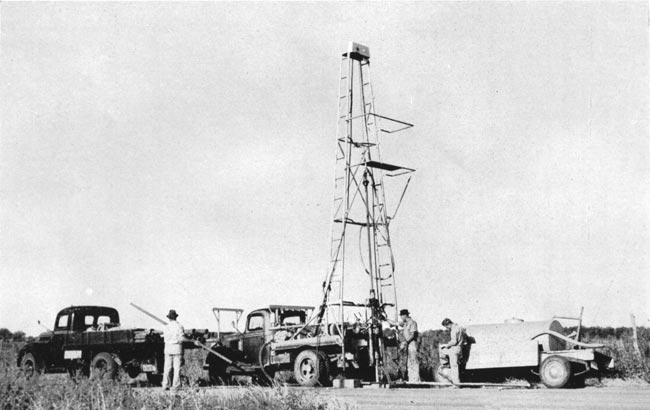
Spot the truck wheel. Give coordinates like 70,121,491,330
293,350,328,387
90,352,117,381
540,355,571,388
21,353,40,379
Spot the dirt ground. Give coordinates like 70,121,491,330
315,385,650,410
168,384,650,410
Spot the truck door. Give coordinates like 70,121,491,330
242,311,267,362
49,313,71,369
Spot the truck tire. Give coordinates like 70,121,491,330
21,353,40,379
540,355,571,388
293,349,328,387
90,352,118,381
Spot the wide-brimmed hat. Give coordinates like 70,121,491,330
399,309,410,316
166,309,179,320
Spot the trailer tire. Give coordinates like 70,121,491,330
90,352,118,381
294,349,328,387
540,355,571,388
21,353,40,380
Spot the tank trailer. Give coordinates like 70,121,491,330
438,317,614,388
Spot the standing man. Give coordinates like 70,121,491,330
440,318,466,386
399,309,420,383
162,309,185,390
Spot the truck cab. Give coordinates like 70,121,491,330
240,306,312,361
55,306,120,332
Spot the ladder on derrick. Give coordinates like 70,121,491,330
316,42,415,382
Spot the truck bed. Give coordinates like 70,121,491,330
63,328,163,347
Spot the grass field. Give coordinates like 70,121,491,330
1,326,648,409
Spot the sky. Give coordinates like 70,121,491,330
1,2,648,336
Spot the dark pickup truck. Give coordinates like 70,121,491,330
18,305,165,382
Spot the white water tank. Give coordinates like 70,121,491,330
462,320,567,370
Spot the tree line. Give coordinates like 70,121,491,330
0,328,27,342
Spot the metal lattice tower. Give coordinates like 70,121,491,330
315,42,415,382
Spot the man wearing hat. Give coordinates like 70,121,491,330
162,309,185,390
399,308,420,382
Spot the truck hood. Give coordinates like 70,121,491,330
35,331,53,342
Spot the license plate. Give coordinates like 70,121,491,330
142,364,157,372
64,350,82,360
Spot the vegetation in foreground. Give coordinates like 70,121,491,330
0,343,352,410
0,376,350,410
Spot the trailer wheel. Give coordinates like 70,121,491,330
293,349,328,387
540,355,571,388
90,352,118,381
21,353,40,380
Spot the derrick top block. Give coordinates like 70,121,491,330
345,41,370,61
